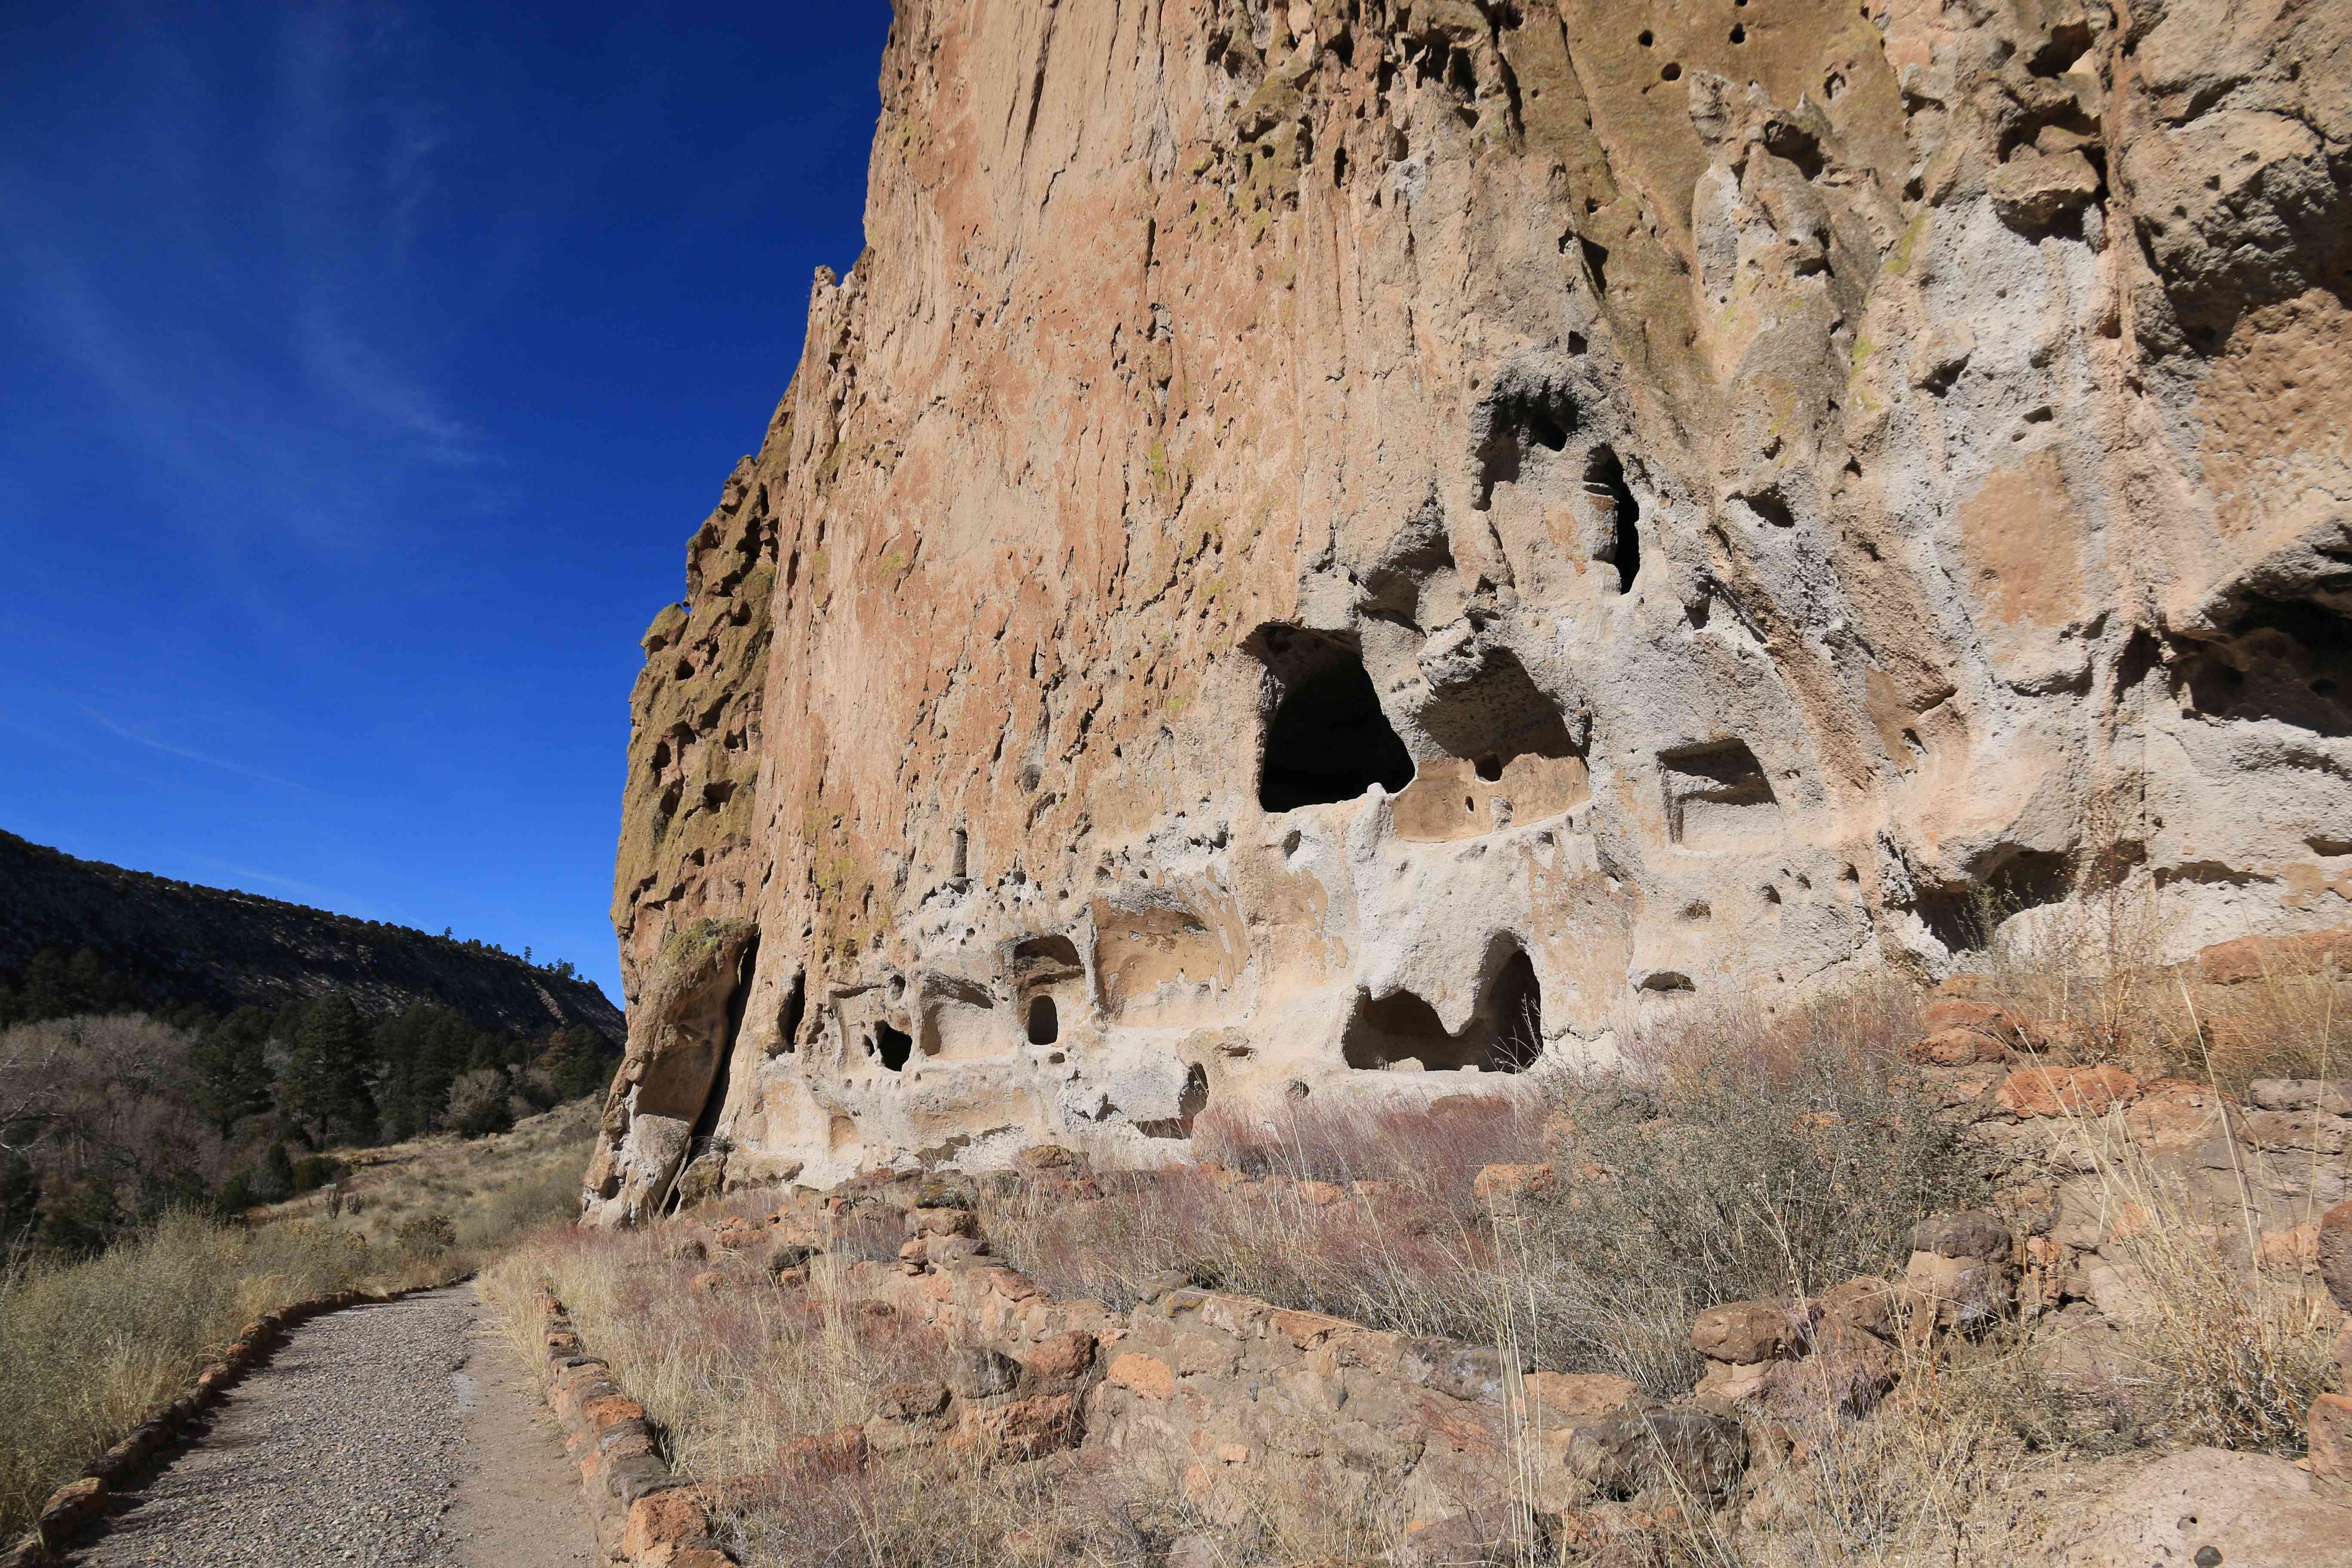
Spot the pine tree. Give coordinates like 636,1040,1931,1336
192,1006,276,1130
279,994,377,1147
252,1140,296,1204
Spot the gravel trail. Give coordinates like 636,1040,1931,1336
70,1286,592,1568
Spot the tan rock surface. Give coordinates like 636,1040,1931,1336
588,0,2352,1211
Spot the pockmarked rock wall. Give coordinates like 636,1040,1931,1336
587,0,2352,1218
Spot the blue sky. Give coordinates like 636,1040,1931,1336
0,1,891,1003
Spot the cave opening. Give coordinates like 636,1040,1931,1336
1252,629,1416,812
1488,948,1544,1072
1586,447,1640,593
1343,989,1486,1071
775,966,806,1055
1026,995,1060,1045
876,1020,913,1072
2176,597,2351,735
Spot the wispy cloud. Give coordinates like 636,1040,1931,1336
187,855,351,907
0,0,498,569
84,708,317,793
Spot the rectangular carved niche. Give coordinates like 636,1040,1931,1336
1660,741,1780,851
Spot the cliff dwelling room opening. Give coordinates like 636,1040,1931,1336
1487,946,1544,1072
1026,994,1059,1044
875,1020,913,1072
1250,624,1415,812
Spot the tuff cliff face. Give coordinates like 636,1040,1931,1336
587,0,2351,1219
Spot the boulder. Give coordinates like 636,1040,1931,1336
1565,1410,1747,1501
2318,1201,2352,1309
1910,1210,2012,1262
2310,1393,2352,1488
1813,1277,1898,1337
2196,928,2352,986
1902,1251,2014,1332
1516,1370,1641,1430
1907,1027,2013,1066
2249,1080,2352,1114
1690,1301,1793,1365
947,1346,1023,1400
1020,1329,1098,1389
2062,1447,2352,1565
1988,150,2102,229
1997,1065,2141,1119
1920,996,2044,1049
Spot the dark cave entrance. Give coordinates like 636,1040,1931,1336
876,1020,913,1072
1026,995,1060,1045
1487,948,1544,1072
1586,447,1640,594
1340,943,1545,1074
1252,628,1416,812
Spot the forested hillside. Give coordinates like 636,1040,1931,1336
0,830,620,1040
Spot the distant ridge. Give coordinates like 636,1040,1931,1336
0,829,622,1041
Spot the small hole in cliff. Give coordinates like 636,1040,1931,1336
1586,446,1641,592
1662,62,1682,80
1730,24,1746,42
776,969,806,1055
1638,30,1654,45
2176,599,2352,735
1579,238,1610,295
1014,932,1082,970
1250,627,1416,812
1026,996,1060,1045
1474,376,1581,507
1740,488,1797,529
876,1021,913,1072
1475,755,1504,782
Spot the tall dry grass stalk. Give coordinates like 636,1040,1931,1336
1971,787,2349,1090
0,1214,373,1538
2027,1094,2340,1453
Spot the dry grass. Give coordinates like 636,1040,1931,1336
478,1227,1216,1568
0,1096,598,1543
0,1215,377,1538
1972,850,2349,1093
251,1094,599,1257
985,982,1983,1397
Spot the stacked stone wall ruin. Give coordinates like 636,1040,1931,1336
586,0,2352,1219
